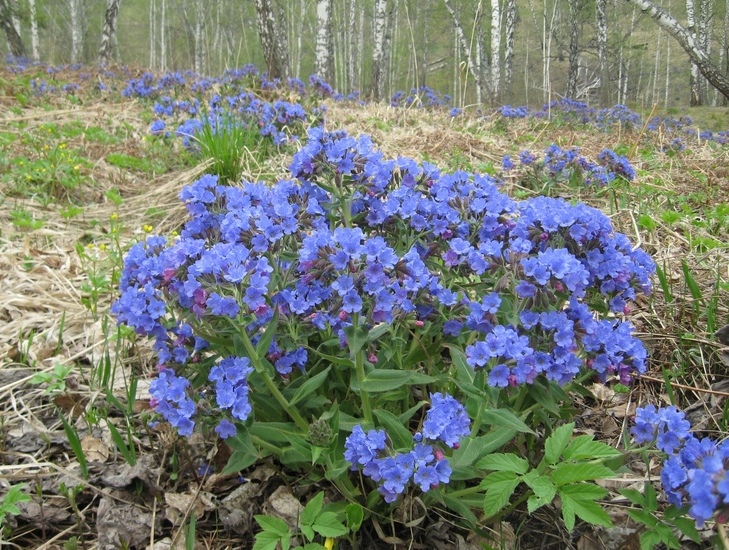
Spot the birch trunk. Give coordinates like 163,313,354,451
371,0,387,100
150,0,156,69
160,0,167,70
596,0,609,105
347,0,356,90
315,0,334,83
490,0,501,102
193,0,206,74
99,0,121,64
566,0,580,99
627,0,729,102
68,0,83,64
504,0,516,93
254,0,288,79
29,0,39,61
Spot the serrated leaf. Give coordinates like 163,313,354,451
551,463,614,486
671,517,700,542
544,423,574,464
480,471,520,518
627,509,658,527
640,530,664,550
559,483,609,500
476,453,529,474
301,492,324,528
562,434,622,461
312,511,348,537
522,473,556,513
252,531,282,550
254,515,290,536
618,488,645,506
560,489,612,531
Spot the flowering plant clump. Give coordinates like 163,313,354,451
502,143,635,191
631,405,729,527
113,122,654,521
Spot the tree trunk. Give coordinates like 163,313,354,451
99,0,121,64
490,0,501,103
566,0,581,98
626,0,729,103
28,0,39,61
371,0,387,100
347,0,356,90
504,0,516,94
193,0,206,74
596,0,610,105
149,0,156,68
0,0,24,57
254,0,288,79
315,0,334,83
160,0,167,70
68,0,84,63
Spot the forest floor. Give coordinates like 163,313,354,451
0,63,727,550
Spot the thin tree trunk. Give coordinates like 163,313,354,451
193,0,206,74
68,0,83,64
566,0,580,99
371,0,387,100
596,0,609,105
347,0,356,90
99,0,121,64
0,0,24,57
28,0,39,61
627,0,729,102
315,0,334,82
150,0,156,68
717,0,728,105
686,0,701,104
160,0,167,70
490,0,502,103
504,0,516,94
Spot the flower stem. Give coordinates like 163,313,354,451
354,346,374,428
236,324,309,432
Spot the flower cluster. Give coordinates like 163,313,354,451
631,405,729,526
390,86,452,108
345,393,469,502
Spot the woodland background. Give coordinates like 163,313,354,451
0,0,728,110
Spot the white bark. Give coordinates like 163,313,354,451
490,0,501,102
315,0,333,82
99,0,121,64
504,0,516,93
68,0,83,64
347,0,356,89
443,0,485,104
149,0,156,68
596,0,609,105
160,0,167,70
193,0,206,74
29,0,40,61
371,0,387,100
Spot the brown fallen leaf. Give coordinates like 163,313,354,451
81,434,109,463
164,491,215,526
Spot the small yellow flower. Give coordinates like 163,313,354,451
43,144,49,150
324,538,335,550
59,143,67,149
143,224,153,233
99,243,106,251
18,161,23,166
110,213,119,220
86,242,95,249
73,165,81,171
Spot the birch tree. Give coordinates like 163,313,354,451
28,0,40,61
99,0,121,64
596,0,610,105
67,0,85,64
490,0,502,102
254,0,288,79
192,0,206,74
626,0,729,102
0,0,24,57
504,0,516,93
566,0,581,98
371,0,388,100
315,0,334,83
443,0,486,104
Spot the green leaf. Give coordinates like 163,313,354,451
670,517,700,543
450,430,517,475
345,503,364,532
639,530,666,550
618,488,645,507
475,453,529,474
373,409,413,450
255,309,279,358
522,471,556,513
254,515,290,536
551,463,615,486
562,435,622,461
480,471,520,518
344,325,368,356
359,370,434,392
289,367,331,407
249,422,303,443
544,423,574,464
301,544,328,550
252,530,283,550
627,509,658,527
312,511,348,538
0,485,30,516
480,408,534,434
559,484,612,531
366,323,391,343
301,492,324,529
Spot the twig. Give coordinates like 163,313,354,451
640,374,729,397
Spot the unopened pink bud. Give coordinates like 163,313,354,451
414,320,424,327
368,354,378,363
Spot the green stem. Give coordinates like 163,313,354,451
236,325,310,432
354,345,374,428
251,434,283,456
